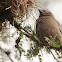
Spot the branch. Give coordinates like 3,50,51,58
49,50,60,62
0,48,13,62
10,21,62,51
10,20,62,62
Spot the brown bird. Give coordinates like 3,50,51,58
36,9,62,45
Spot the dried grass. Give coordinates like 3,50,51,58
0,0,33,30
0,0,33,15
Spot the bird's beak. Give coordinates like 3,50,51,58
38,9,44,13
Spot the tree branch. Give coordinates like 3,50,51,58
49,50,60,62
0,48,13,62
10,21,62,51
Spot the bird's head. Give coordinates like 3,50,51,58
39,9,53,17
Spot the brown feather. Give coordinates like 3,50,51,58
36,9,62,45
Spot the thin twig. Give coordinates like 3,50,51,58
49,50,60,62
0,48,13,62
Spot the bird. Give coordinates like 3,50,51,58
36,9,62,46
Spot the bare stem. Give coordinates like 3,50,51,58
0,48,13,62
49,50,60,62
